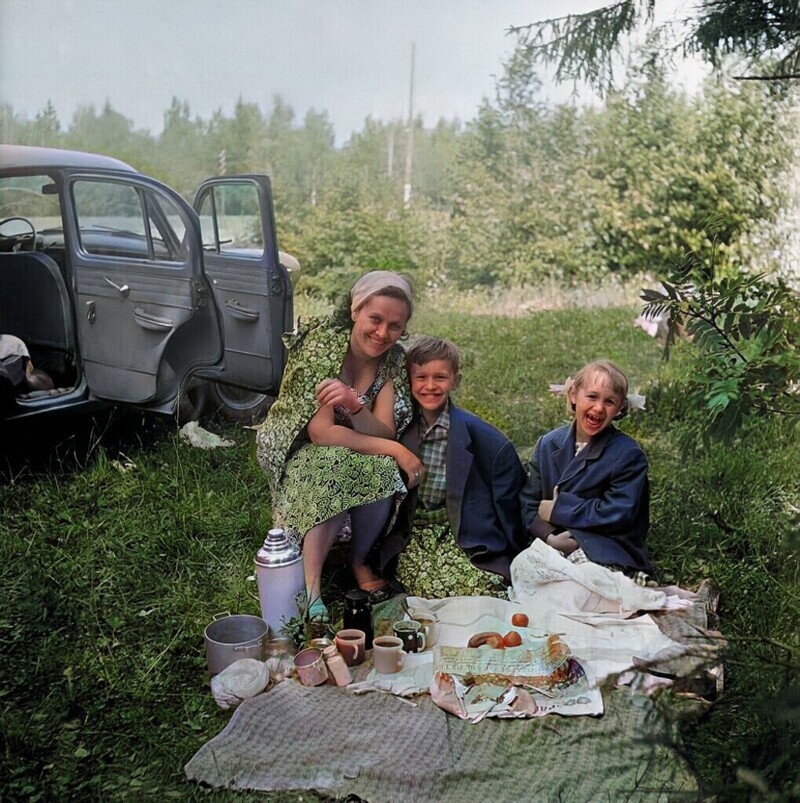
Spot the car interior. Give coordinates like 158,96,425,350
0,201,80,405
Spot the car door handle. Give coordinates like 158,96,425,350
133,307,174,332
104,276,130,297
225,298,260,322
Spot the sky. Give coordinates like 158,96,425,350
0,0,704,145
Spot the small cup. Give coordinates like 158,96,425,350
413,614,437,650
393,620,426,653
334,628,366,666
293,648,329,686
372,635,406,674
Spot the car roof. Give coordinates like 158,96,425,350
0,144,137,173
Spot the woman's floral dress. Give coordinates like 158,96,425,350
395,508,508,599
256,316,412,544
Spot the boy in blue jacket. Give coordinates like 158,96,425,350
379,336,527,597
519,360,654,585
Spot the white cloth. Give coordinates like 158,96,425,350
210,659,270,709
354,541,695,700
350,651,432,697
179,421,234,449
350,271,413,314
0,334,29,360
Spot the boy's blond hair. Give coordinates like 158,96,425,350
406,336,461,374
568,360,629,419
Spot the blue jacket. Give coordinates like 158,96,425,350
380,404,527,584
519,423,652,572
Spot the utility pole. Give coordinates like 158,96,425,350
403,43,415,210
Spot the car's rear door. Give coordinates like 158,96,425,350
67,172,221,404
192,175,292,395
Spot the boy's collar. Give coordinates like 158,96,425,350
419,400,451,434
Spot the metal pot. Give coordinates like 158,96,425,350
204,613,269,676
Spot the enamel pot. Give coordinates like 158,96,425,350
204,613,269,676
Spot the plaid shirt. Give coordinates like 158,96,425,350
417,405,449,510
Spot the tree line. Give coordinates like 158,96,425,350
1,48,796,296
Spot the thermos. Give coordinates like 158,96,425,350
255,528,305,639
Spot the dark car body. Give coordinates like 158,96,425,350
0,144,293,425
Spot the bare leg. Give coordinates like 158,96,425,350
302,512,347,607
349,496,393,587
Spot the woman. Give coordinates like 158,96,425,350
257,271,423,622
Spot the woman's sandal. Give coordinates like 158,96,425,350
367,587,393,605
308,599,330,623
359,580,393,605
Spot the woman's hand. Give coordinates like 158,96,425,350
393,446,425,489
315,378,362,415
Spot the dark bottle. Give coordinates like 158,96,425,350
343,589,374,648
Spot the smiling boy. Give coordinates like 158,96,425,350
379,336,527,597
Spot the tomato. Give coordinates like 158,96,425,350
502,631,523,647
511,613,529,627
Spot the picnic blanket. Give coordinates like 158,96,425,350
184,681,700,801
185,543,721,800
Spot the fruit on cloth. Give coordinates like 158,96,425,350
503,631,523,647
467,631,505,649
511,613,529,627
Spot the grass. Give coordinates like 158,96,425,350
1,301,799,800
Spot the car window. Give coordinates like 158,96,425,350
0,175,63,248
197,181,264,257
150,194,189,261
73,180,186,263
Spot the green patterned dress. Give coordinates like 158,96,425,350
256,317,412,544
395,509,509,599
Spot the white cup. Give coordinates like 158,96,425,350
413,614,437,650
372,635,406,674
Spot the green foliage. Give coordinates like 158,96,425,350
511,0,800,90
2,55,793,296
448,48,795,288
512,0,655,93
689,0,800,77
642,255,800,445
639,412,800,797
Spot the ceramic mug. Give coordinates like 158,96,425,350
413,614,437,650
334,628,366,666
393,620,426,653
372,635,406,674
293,647,329,686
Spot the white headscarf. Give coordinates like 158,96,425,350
350,271,413,316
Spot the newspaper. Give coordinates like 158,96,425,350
430,640,603,722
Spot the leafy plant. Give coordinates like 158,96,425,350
281,590,332,648
641,251,800,445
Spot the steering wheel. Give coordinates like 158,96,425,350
0,216,38,252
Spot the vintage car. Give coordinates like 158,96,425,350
0,144,295,426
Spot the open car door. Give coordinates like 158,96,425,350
68,172,221,405
192,175,292,396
